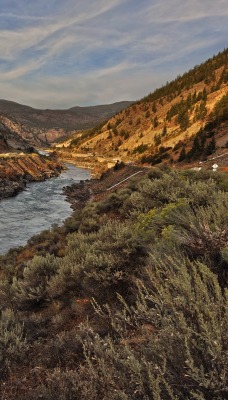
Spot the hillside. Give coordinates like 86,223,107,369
0,163,227,399
0,100,133,146
58,49,228,170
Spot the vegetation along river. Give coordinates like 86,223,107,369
0,164,90,254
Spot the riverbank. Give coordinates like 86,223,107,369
0,152,64,200
64,163,147,210
0,163,145,260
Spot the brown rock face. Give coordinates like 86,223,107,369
0,114,31,152
0,153,64,200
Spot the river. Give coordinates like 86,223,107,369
0,164,90,255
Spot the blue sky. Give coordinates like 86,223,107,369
0,0,227,109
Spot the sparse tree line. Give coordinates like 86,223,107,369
65,49,227,160
140,92,227,165
142,48,227,104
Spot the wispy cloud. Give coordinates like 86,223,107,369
145,0,228,22
0,0,227,108
0,12,52,20
0,0,122,59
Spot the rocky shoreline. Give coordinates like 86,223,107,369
0,152,64,200
0,177,25,199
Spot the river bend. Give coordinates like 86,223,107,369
0,164,90,254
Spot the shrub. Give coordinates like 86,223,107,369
33,253,227,400
96,189,131,214
48,220,145,300
0,308,28,377
11,255,60,310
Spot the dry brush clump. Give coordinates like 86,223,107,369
48,219,145,301
0,308,28,378
29,253,227,400
11,255,60,310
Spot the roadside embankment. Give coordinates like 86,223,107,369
64,163,147,210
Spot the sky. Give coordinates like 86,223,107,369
0,0,227,109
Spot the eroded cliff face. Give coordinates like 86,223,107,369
0,153,63,199
0,114,32,152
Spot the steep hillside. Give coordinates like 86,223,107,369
0,100,133,145
60,49,227,170
0,114,33,152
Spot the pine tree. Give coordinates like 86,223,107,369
177,110,189,131
154,133,161,146
178,147,186,162
202,87,207,101
162,124,167,136
153,115,158,128
204,136,216,155
152,102,157,113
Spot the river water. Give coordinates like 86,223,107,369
0,164,90,255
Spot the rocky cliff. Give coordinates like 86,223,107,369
0,114,33,152
0,153,63,200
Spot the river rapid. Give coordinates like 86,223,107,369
0,164,90,255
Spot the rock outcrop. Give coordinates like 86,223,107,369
0,153,63,200
0,114,32,152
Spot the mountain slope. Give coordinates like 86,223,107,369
0,161,227,399
60,49,227,169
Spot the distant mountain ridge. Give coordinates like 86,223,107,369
0,99,133,131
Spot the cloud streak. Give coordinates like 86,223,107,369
0,0,227,108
